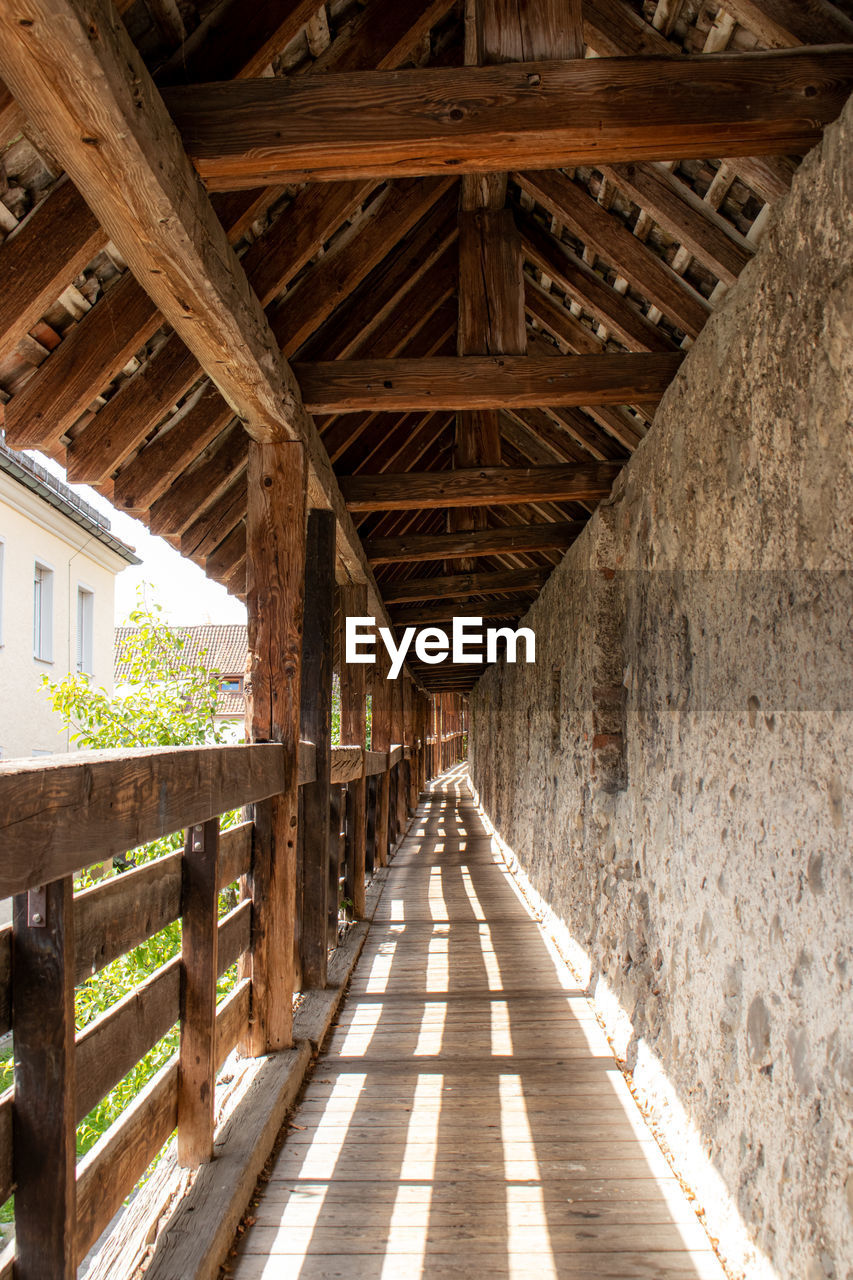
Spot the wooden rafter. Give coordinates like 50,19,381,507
164,50,853,187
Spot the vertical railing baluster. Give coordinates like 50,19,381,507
12,875,76,1279
178,817,219,1167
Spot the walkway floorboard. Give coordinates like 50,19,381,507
231,767,725,1279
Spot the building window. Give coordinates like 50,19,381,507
219,677,242,695
77,587,94,674
33,562,53,662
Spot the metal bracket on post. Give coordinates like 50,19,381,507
27,885,47,927
190,824,205,854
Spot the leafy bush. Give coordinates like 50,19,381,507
7,597,238,1153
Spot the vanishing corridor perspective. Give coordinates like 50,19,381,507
0,3,850,1280
230,768,724,1280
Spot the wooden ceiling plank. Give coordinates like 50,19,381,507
320,291,457,463
0,0,311,446
180,469,248,560
111,383,235,513
599,162,754,288
271,177,455,356
721,0,853,48
5,271,166,449
7,187,266,456
158,0,327,84
205,521,247,585
582,0,801,211
296,352,684,413
67,180,373,484
164,50,853,187
349,411,455,477
148,422,248,537
517,170,711,338
292,194,458,362
517,210,676,353
341,462,620,511
0,176,105,365
311,0,456,75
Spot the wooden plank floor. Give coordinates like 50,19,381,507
230,766,725,1279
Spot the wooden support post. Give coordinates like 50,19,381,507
298,509,335,988
178,817,219,1167
243,440,307,1053
12,876,76,1279
340,582,368,917
372,653,392,866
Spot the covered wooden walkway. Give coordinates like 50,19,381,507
230,767,724,1280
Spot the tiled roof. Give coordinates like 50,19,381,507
114,624,247,717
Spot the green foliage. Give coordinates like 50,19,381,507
41,594,224,750
32,595,239,1163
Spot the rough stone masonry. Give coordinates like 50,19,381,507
469,93,853,1280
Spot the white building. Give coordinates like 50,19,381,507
0,440,140,760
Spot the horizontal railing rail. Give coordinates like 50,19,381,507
0,716,462,1279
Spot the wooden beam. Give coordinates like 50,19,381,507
383,566,549,603
296,353,684,413
342,462,619,511
0,744,289,898
516,170,711,337
164,50,853,186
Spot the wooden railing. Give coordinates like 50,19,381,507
0,730,433,1279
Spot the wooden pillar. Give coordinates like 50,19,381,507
299,509,335,988
243,440,307,1053
340,582,368,917
372,651,392,865
12,876,76,1279
178,817,219,1166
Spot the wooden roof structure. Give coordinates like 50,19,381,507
1,0,851,692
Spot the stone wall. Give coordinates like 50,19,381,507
469,95,853,1280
